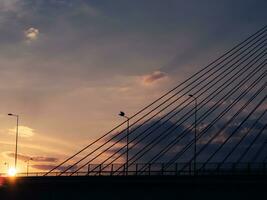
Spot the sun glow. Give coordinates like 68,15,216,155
8,167,17,177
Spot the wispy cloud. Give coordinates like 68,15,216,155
8,126,35,138
31,164,77,172
3,152,58,162
0,0,20,12
140,71,169,86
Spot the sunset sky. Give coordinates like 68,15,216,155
0,0,266,173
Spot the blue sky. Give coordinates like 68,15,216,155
0,0,266,172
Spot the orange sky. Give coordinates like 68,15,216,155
0,0,266,174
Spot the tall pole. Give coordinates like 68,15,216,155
8,113,19,170
27,160,29,176
25,158,32,176
189,95,197,175
15,115,19,169
194,98,197,174
119,111,130,175
27,159,30,176
126,118,129,176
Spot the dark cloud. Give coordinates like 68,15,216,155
31,164,77,172
105,109,266,165
5,152,58,162
32,156,58,162
4,152,78,172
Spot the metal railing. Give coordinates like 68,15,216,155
1,162,267,177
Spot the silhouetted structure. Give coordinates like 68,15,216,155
42,25,267,177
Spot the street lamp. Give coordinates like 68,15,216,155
188,94,198,175
25,158,33,176
119,111,130,175
8,113,19,170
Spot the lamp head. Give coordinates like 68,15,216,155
8,113,13,116
188,94,193,97
119,111,125,117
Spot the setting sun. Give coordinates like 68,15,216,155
8,168,17,177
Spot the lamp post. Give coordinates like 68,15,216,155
119,111,130,175
8,113,19,169
25,158,33,176
188,95,197,175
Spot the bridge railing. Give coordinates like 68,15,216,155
3,162,267,177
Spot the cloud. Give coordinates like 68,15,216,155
24,27,39,41
105,119,191,163
73,2,101,17
31,164,77,172
0,0,20,12
32,156,58,162
140,71,169,86
105,112,266,164
8,126,35,137
4,152,58,162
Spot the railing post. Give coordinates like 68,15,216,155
161,163,164,175
175,163,178,176
232,163,236,175
111,164,113,176
88,164,91,176
135,163,138,175
195,162,198,176
217,163,220,175
99,164,102,176
189,162,192,176
148,163,151,176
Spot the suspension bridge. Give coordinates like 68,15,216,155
41,25,267,177
1,25,267,199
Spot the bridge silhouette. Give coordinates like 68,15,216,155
1,25,267,200
35,25,266,178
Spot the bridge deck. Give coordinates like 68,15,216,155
1,175,267,200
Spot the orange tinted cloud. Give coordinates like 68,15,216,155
4,152,58,162
141,71,168,85
24,27,39,41
8,126,35,138
31,164,77,172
